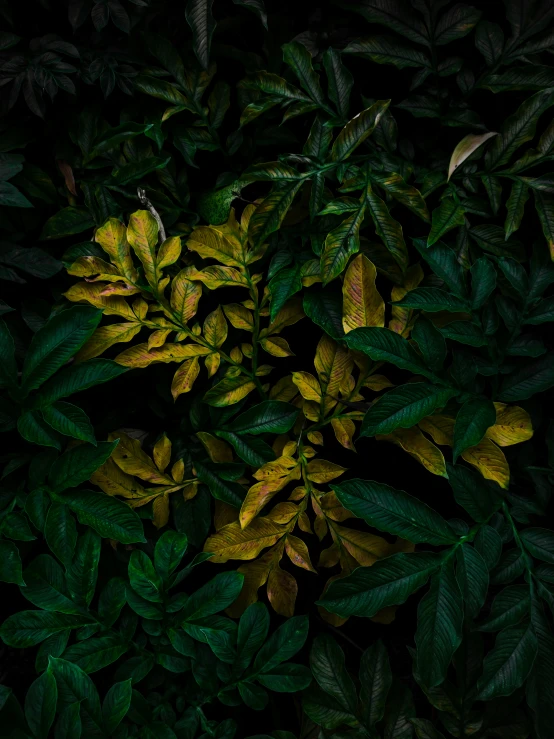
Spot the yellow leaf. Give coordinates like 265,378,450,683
223,303,254,331
301,259,321,287
377,426,447,477
95,217,138,282
267,564,297,617
269,375,298,402
486,403,533,447
225,548,273,618
205,352,221,378
91,457,145,499
461,437,510,489
204,374,256,407
363,374,395,391
319,543,340,568
183,482,198,501
171,356,201,400
153,494,170,529
157,236,182,269
153,434,172,473
389,263,424,336
67,256,122,280
331,417,357,451
98,283,142,298
187,225,242,266
203,518,286,563
306,459,346,484
292,371,321,402
285,534,317,572
254,456,298,480
314,335,352,415
75,323,142,362
196,432,233,463
307,431,324,445
418,414,455,445
266,501,298,524
116,341,211,368
172,459,184,483
127,210,159,288
342,254,385,333
109,431,174,485
188,265,249,290
203,306,227,348
147,329,172,350
263,296,305,336
170,268,202,324
260,336,294,357
63,282,137,320
241,467,301,528
319,491,355,522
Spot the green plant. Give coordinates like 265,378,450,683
2,0,554,737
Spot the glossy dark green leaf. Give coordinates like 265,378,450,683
525,296,554,325
236,603,269,672
185,0,215,69
366,184,409,272
323,48,353,119
331,101,390,161
412,316,447,371
17,410,62,450
345,327,429,375
249,182,303,249
471,257,497,309
48,441,117,492
24,669,57,739
216,430,275,467
129,550,163,602
303,290,344,340
102,679,132,735
520,528,554,563
415,558,463,688
67,530,101,607
478,584,530,632
251,615,308,674
228,400,299,435
447,463,503,522
309,634,357,713
62,636,128,674
360,383,457,438
434,4,481,45
359,640,392,727
182,572,244,621
344,35,430,68
44,502,77,569
456,544,489,620
319,552,443,618
39,208,95,241
333,478,457,545
452,398,496,462
0,539,24,586
505,180,530,239
54,701,82,739
34,359,128,407
154,531,188,584
475,20,504,65
0,611,94,647
21,554,80,614
49,657,103,734
347,0,429,45
476,624,538,700
474,524,503,570
21,306,102,393
283,41,327,108
321,204,366,285
499,352,554,401
439,320,486,347
42,402,95,444
428,198,466,246
393,287,470,313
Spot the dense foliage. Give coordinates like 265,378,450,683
2,0,554,737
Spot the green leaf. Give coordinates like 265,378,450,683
194,461,246,507
415,558,463,688
283,41,327,108
134,75,191,106
452,398,496,462
268,265,302,321
410,719,447,739
534,191,554,259
0,611,94,647
321,205,365,285
34,359,128,407
474,525,503,570
62,636,128,673
344,35,430,69
348,0,429,46
112,156,171,186
92,122,153,154
24,669,57,739
439,320,486,347
39,208,94,240
251,615,308,674
412,239,467,298
471,257,496,309
446,463,503,522
520,528,554,564
366,184,409,272
475,20,504,65
323,48,353,119
485,88,554,170
256,663,312,692
434,4,481,45
499,352,554,401
228,400,299,435
44,502,77,568
412,316,447,371
216,430,275,467
525,296,554,325
236,602,269,672
0,319,17,389
359,640,392,727
102,680,132,735
0,180,32,207
42,402,95,444
248,181,304,249
22,306,102,393
478,584,530,632
309,635,357,713
393,287,470,313
476,624,538,700
98,578,126,627
125,584,163,620
53,488,145,544
185,0,215,69
183,572,244,621
49,657,102,734
360,383,457,438
333,478,458,545
0,539,24,586
154,531,188,583
18,411,62,450
67,530,101,607
55,702,82,739
129,550,163,602
21,554,80,614
428,198,466,246
303,290,344,340
505,180,530,239
331,100,390,161
344,327,429,375
319,551,443,618
456,544,489,620
371,172,430,222
48,441,117,492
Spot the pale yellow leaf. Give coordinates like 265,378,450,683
171,356,201,400
203,518,286,563
306,459,346,484
157,236,182,269
486,403,533,447
260,335,295,357
127,210,159,288
75,323,142,362
90,457,145,499
461,437,510,489
109,431,173,485
377,426,447,477
267,565,297,617
196,431,233,463
223,303,254,331
342,254,385,333
203,305,228,348
364,374,395,391
418,414,455,445
291,371,321,402
331,417,357,451
116,341,211,368
153,494,170,529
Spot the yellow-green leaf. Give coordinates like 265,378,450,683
342,253,385,333
171,356,200,400
127,210,159,288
